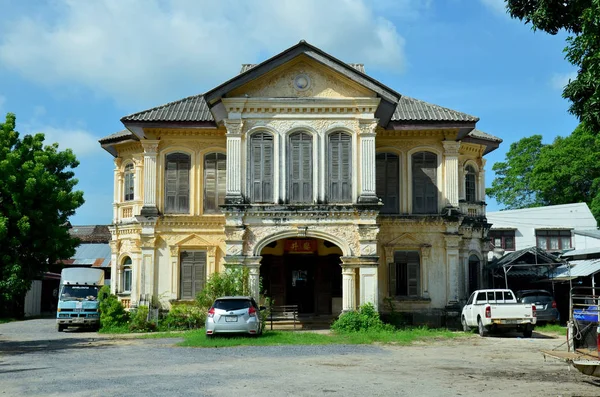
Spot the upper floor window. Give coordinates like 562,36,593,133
289,132,313,203
536,229,572,251
204,153,226,213
489,230,515,251
165,153,190,214
376,152,400,214
389,251,420,297
465,165,477,203
412,151,437,214
249,133,274,203
328,132,352,202
124,163,134,201
121,257,132,293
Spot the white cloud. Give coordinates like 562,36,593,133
480,0,508,15
21,122,101,158
551,71,577,90
0,0,414,107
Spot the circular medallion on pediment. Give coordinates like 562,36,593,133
293,74,311,91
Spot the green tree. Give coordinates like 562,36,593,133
506,0,600,133
486,135,546,209
0,113,84,313
531,124,600,221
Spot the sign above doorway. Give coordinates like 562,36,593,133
284,239,317,253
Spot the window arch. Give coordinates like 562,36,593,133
123,163,134,201
121,257,132,294
412,151,438,214
289,132,313,203
328,132,352,202
165,152,190,214
465,165,477,203
376,152,399,214
249,132,274,203
204,152,226,213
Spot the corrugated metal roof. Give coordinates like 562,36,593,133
562,247,600,258
121,95,214,123
551,259,600,280
488,246,563,269
574,229,600,239
391,96,479,122
69,243,111,268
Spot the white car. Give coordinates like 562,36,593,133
205,296,265,337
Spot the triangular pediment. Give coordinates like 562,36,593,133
228,56,375,99
384,233,430,248
173,234,212,248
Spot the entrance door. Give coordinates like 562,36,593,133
468,256,480,296
286,255,315,313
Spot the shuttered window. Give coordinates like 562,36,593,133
412,152,437,214
389,251,420,297
180,251,206,300
204,153,226,213
465,165,476,203
328,132,352,202
165,153,190,214
121,257,132,293
376,153,399,214
289,132,313,203
250,133,274,203
124,163,134,201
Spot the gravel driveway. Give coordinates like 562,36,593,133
1,319,600,397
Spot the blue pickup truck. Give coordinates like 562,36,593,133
56,268,105,332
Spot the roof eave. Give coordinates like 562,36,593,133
462,136,503,155
120,121,218,140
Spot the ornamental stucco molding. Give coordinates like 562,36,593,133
224,119,244,136
243,119,358,135
140,140,160,154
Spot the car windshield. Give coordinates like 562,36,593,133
520,295,552,304
60,285,99,301
214,299,252,311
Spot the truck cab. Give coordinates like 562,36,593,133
56,268,105,332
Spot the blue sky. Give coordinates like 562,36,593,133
0,0,579,225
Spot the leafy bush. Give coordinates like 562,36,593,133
331,303,395,333
196,267,250,308
98,285,129,329
163,303,206,330
129,305,156,332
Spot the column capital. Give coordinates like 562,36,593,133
224,119,244,136
358,119,378,136
141,139,160,154
114,157,122,168
442,140,461,155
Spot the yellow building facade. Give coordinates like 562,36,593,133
100,42,500,320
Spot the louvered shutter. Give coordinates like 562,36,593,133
412,152,437,214
124,164,134,201
465,165,476,203
216,154,226,207
180,251,206,299
250,133,273,203
329,132,352,202
204,154,217,211
388,262,397,296
165,159,178,212
192,252,206,295
290,133,312,203
165,153,190,214
376,153,399,214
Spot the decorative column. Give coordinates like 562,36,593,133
359,261,379,310
224,119,244,205
442,141,461,208
479,159,486,204
169,245,180,301
109,238,119,295
340,257,358,312
445,233,461,305
244,256,262,301
113,158,122,223
140,235,157,302
358,119,379,203
140,140,160,217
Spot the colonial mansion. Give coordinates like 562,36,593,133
99,41,500,320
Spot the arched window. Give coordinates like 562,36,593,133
121,257,132,294
165,153,190,214
204,153,226,213
249,133,274,203
328,132,352,202
376,153,399,214
412,151,437,214
289,132,312,203
465,165,477,203
124,163,134,201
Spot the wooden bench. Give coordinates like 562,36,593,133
268,305,299,330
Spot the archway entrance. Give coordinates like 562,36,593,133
259,237,342,315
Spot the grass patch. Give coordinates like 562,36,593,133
177,327,465,348
98,325,131,334
536,323,567,335
0,318,18,324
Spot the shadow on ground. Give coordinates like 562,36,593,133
0,336,116,356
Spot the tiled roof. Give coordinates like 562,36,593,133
69,225,111,243
391,96,479,122
468,129,502,142
239,63,365,74
98,129,136,144
121,95,214,123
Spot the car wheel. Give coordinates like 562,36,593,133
57,324,66,332
478,318,488,337
461,316,470,333
523,324,533,338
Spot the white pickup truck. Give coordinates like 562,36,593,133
461,289,537,337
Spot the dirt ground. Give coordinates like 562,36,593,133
1,319,600,396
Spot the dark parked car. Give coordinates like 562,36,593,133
205,296,264,337
515,289,560,324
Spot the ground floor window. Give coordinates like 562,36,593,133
389,251,420,297
121,257,132,293
180,251,206,300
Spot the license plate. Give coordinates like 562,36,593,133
502,320,518,324
225,316,238,322
74,318,85,324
